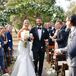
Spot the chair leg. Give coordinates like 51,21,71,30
61,63,65,76
54,58,59,76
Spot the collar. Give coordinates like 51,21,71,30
37,26,42,28
71,26,76,32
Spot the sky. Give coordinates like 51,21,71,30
56,0,76,11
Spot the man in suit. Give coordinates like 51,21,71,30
53,20,67,48
55,14,76,76
5,25,13,65
0,26,5,73
44,22,55,45
30,17,49,76
44,22,55,62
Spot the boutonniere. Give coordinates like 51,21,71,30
43,30,45,33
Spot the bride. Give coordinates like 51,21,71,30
11,19,36,76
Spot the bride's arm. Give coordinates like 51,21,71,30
18,29,30,41
17,28,25,40
17,31,21,40
17,29,23,41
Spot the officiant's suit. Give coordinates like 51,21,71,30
30,26,49,76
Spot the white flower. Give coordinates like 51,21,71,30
43,30,45,33
22,30,30,48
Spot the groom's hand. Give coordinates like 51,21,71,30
30,33,34,40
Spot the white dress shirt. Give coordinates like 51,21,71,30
38,29,42,40
37,26,42,40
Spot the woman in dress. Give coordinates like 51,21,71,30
11,19,36,76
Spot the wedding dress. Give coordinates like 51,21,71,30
11,30,36,76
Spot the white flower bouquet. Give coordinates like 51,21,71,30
22,30,30,48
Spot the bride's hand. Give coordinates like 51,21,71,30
24,37,29,41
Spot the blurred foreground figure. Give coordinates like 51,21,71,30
55,14,76,76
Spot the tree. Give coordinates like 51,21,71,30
0,0,7,11
0,0,65,28
65,1,76,16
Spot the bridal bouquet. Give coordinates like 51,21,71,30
22,30,30,48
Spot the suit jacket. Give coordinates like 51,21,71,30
0,36,4,56
56,29,67,48
61,27,76,67
6,31,13,49
48,27,55,45
30,26,49,52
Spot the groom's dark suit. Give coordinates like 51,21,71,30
30,26,49,76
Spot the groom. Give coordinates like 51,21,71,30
30,17,49,76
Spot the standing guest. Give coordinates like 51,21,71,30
30,17,49,76
65,18,71,45
5,25,13,65
44,22,55,45
55,14,76,76
51,20,67,48
0,26,5,73
51,20,68,61
1,27,9,72
44,22,55,62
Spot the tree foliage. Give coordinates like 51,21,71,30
66,1,76,16
0,0,65,28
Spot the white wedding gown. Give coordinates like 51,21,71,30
11,31,36,76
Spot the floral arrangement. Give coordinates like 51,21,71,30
22,30,30,48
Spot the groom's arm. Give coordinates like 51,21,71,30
29,27,35,41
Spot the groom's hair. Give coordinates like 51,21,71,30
36,17,42,20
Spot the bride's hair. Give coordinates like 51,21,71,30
23,19,30,26
23,19,32,30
